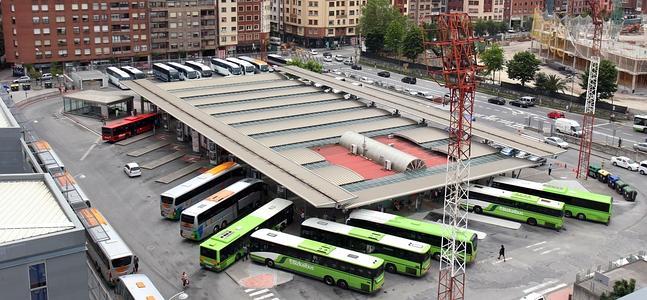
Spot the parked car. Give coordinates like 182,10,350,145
554,118,582,137
515,151,531,159
344,60,354,66
377,71,390,78
360,77,374,84
488,97,506,105
123,162,142,177
401,76,417,84
334,76,346,81
639,160,647,175
611,156,639,171
323,56,333,62
528,155,547,166
12,76,31,83
41,73,53,81
351,64,362,70
334,55,345,62
309,49,318,55
510,96,535,108
547,111,565,119
633,142,647,152
544,136,569,149
500,147,518,156
323,52,332,57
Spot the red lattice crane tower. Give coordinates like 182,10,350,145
576,0,603,179
422,13,481,300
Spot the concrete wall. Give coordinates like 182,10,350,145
0,126,25,173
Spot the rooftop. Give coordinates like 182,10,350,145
64,90,134,105
0,99,19,129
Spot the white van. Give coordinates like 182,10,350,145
555,118,582,137
639,160,647,175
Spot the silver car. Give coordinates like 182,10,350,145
633,142,647,153
544,136,569,149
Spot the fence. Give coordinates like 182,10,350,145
88,261,113,300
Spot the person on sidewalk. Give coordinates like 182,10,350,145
242,245,249,261
618,137,623,148
498,245,506,262
181,272,189,289
548,163,553,176
133,256,139,273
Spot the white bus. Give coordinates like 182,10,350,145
267,54,291,65
180,178,265,241
167,62,199,80
78,208,135,285
210,58,242,76
106,66,132,90
120,66,146,79
160,162,244,220
30,140,65,175
239,56,270,73
226,57,255,75
185,60,213,78
115,274,164,300
53,171,91,211
152,63,180,82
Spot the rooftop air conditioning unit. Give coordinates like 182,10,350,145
351,144,358,155
388,134,394,139
384,160,392,171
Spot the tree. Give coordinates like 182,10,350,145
26,65,41,81
359,0,400,53
600,278,636,300
580,59,618,100
506,51,541,86
50,62,63,76
288,58,323,73
480,44,505,82
402,25,424,62
364,33,385,53
474,19,487,37
384,16,407,55
535,73,568,93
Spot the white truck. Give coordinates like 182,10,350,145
554,118,582,137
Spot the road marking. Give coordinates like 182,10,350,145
80,136,101,161
540,248,561,255
254,293,275,300
525,241,547,248
536,283,568,295
245,289,256,293
523,280,559,294
249,289,270,297
492,258,512,264
532,247,545,252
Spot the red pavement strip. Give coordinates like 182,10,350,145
546,285,572,300
239,273,275,289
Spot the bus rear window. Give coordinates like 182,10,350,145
111,256,132,268
200,246,218,259
161,195,174,204
101,127,112,135
181,214,195,224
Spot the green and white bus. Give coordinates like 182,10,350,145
346,209,478,263
301,218,431,277
492,176,613,224
465,184,565,230
634,115,647,133
250,229,385,293
199,198,294,271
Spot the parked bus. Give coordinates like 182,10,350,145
346,209,478,263
101,112,158,143
180,178,265,241
120,66,146,79
239,56,270,73
167,62,199,80
30,140,65,175
185,61,213,78
633,115,647,133
53,171,91,211
267,54,291,65
491,176,613,223
160,162,244,220
115,274,164,300
106,67,132,90
152,63,180,82
465,184,565,230
301,218,431,277
77,208,135,285
225,57,255,75
199,198,294,271
250,229,385,293
210,58,242,76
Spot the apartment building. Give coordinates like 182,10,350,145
463,0,505,20
504,0,543,27
1,0,150,66
407,0,445,24
567,0,612,15
282,0,363,48
235,0,271,53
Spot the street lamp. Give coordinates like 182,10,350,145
169,291,189,300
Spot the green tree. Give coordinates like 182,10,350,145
474,19,487,37
364,32,385,53
534,72,567,93
384,16,407,55
480,43,505,82
359,0,400,53
496,22,509,34
50,62,63,76
402,25,424,62
26,65,41,81
288,58,323,73
580,59,618,100
600,278,636,300
506,51,541,86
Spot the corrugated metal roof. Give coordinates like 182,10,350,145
201,94,339,115
173,80,301,98
0,180,75,245
64,90,133,104
311,165,365,186
238,108,390,136
394,127,447,144
189,86,320,107
216,101,362,125
257,117,416,148
159,73,281,91
431,141,497,158
278,148,325,165
0,100,19,128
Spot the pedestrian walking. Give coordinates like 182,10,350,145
618,137,623,148
548,163,552,176
242,245,249,261
181,272,189,289
133,256,139,273
498,245,506,262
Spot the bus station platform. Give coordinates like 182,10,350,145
126,141,170,157
141,151,184,170
154,162,207,184
115,131,154,146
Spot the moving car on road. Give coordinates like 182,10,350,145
611,156,639,171
401,76,417,84
13,76,31,83
309,49,318,55
633,142,647,152
547,111,565,119
544,136,569,149
334,55,345,62
360,77,374,84
554,118,582,137
488,97,506,105
377,71,390,77
351,64,362,70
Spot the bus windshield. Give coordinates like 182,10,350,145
112,256,132,268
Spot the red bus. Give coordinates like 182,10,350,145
101,112,158,142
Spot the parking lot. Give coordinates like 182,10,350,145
15,71,647,300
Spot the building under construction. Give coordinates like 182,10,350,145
531,10,647,92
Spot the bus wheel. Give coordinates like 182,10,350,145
265,259,275,268
221,221,228,229
324,276,335,286
564,210,572,218
527,218,537,226
386,263,397,273
337,279,349,290
473,206,483,214
577,213,586,221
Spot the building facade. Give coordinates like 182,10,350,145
463,0,505,20
505,0,543,27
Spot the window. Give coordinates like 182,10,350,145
32,5,39,12
81,3,88,10
56,16,66,23
43,28,50,35
29,263,47,300
42,17,49,24
33,17,40,24
72,4,79,10
41,4,49,11
55,4,65,11
231,17,236,21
